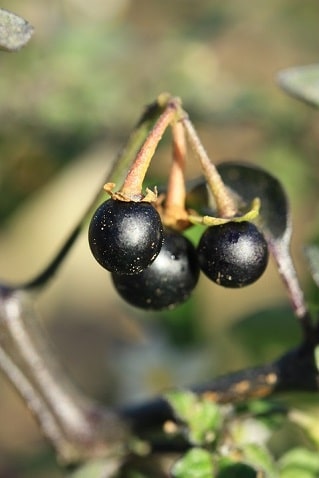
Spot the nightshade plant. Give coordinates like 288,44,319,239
1,10,319,477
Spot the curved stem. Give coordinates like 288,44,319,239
182,117,237,218
120,101,178,199
166,121,187,208
161,120,190,229
19,97,167,292
269,237,314,342
0,287,127,463
120,340,319,435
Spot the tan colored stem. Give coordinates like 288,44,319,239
166,121,187,208
161,120,190,229
121,103,177,199
182,117,237,218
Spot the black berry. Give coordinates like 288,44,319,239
88,199,163,274
197,221,268,288
111,229,200,310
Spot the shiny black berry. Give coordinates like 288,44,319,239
111,229,200,310
88,199,163,274
197,221,268,288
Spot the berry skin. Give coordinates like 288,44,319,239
197,221,268,288
111,229,200,310
88,199,163,275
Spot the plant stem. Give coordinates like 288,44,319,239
21,97,166,292
120,101,178,200
161,120,190,229
0,346,66,450
0,287,126,464
108,96,169,188
120,341,319,436
182,117,237,218
269,238,314,342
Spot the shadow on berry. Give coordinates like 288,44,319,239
112,229,200,310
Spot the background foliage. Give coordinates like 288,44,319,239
0,1,319,476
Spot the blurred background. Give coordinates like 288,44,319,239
0,0,319,476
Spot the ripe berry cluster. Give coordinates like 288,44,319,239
88,198,269,311
88,95,270,311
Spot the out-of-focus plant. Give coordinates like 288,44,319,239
1,8,319,478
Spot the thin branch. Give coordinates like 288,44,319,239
19,97,167,292
269,237,314,342
160,120,190,229
0,347,66,449
119,340,319,436
0,286,127,464
182,117,237,218
120,101,177,199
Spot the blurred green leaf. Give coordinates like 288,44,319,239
216,162,304,323
289,408,319,447
278,65,319,108
171,448,214,478
68,458,121,478
217,162,290,242
165,390,223,445
217,460,257,478
241,444,277,477
229,307,300,363
238,399,286,432
278,447,319,478
304,245,319,288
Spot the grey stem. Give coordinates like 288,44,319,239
0,287,126,464
269,238,313,340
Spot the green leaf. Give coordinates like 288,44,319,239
304,245,319,288
217,459,257,478
186,162,290,241
171,448,214,478
241,443,277,477
215,163,305,320
67,458,121,478
277,65,319,108
278,447,319,478
289,408,319,447
238,399,286,432
315,346,319,373
279,470,312,478
217,162,290,241
165,390,223,445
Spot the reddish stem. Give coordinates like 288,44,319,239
120,101,178,200
162,121,190,229
166,121,187,207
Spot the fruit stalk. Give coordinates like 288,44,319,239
182,117,237,218
120,100,179,200
22,96,167,292
268,238,314,342
0,287,126,463
162,120,190,229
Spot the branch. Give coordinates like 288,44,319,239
0,286,127,465
20,96,167,292
120,339,319,436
